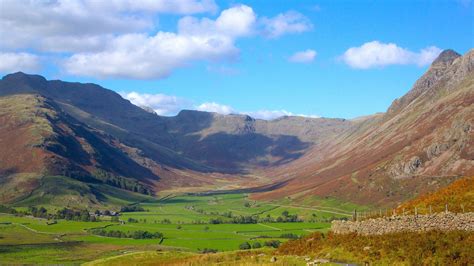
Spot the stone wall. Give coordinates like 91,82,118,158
331,212,474,235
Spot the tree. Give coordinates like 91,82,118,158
239,242,251,250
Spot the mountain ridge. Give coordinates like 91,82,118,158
0,48,472,208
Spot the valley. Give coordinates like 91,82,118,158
0,192,364,264
0,5,472,263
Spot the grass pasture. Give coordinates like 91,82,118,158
0,192,357,263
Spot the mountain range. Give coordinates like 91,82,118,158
0,49,472,208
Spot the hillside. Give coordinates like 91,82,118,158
253,49,474,206
396,176,474,213
0,49,473,209
0,94,159,207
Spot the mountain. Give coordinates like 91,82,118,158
0,73,349,206
252,49,474,207
0,49,472,209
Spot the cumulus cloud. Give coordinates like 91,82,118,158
341,41,442,69
260,11,313,38
0,52,40,73
1,0,314,79
0,0,217,53
196,102,235,114
120,91,192,116
122,91,319,119
288,49,317,63
64,5,256,79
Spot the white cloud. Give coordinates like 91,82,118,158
288,49,317,63
341,41,442,69
260,11,313,38
244,110,293,120
122,91,319,119
64,5,256,79
1,1,314,79
0,0,217,53
244,110,319,120
0,52,40,73
196,102,235,114
120,91,191,116
103,0,218,14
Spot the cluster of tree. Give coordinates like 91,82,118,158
276,211,301,222
0,205,17,214
93,170,151,195
90,229,163,239
55,208,97,222
28,207,99,222
120,205,145,212
209,215,259,224
239,240,281,250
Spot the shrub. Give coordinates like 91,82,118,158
239,242,252,250
277,230,474,265
264,240,281,248
252,242,262,249
280,233,299,239
200,248,218,254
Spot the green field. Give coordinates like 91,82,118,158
0,192,359,264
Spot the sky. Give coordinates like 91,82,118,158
0,0,473,119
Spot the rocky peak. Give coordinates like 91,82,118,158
431,49,461,68
387,49,463,115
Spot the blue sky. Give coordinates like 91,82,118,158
0,0,472,119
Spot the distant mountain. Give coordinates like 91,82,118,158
0,49,472,208
0,72,348,207
253,49,474,207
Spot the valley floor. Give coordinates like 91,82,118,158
0,193,361,264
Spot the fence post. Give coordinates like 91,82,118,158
429,205,432,215
445,204,448,214
415,207,417,216
461,204,464,213
354,209,357,221
403,208,405,216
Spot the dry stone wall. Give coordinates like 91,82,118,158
331,212,474,235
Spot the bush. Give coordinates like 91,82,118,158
127,218,138,223
239,242,252,250
200,248,218,254
264,240,281,248
120,205,145,212
252,242,262,249
90,229,163,239
280,233,299,239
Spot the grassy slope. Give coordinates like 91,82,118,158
83,249,309,266
396,176,474,214
277,231,474,265
10,175,154,210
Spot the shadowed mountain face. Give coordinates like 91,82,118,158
0,49,472,208
0,74,351,173
0,72,350,206
253,49,474,206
